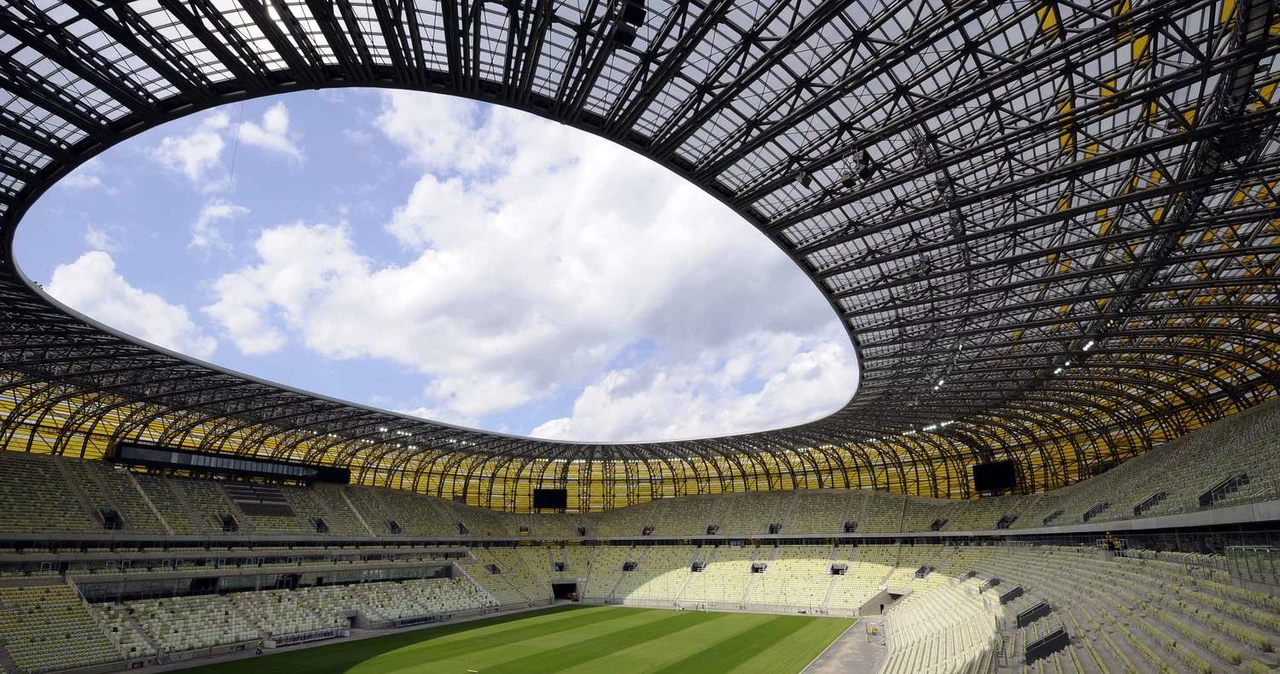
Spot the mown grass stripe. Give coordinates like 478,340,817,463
645,615,813,674
372,605,645,664
407,605,676,673
183,605,600,674
478,609,726,674
182,606,851,674
723,617,857,674
554,611,777,674
414,603,618,644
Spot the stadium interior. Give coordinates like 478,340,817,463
2,0,1280,673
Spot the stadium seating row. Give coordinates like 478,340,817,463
2,543,1274,674
880,581,998,674
77,576,496,664
0,398,1276,540
0,585,121,673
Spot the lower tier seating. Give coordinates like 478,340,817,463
295,577,494,623
880,582,998,674
0,585,121,673
229,589,345,637
119,594,259,653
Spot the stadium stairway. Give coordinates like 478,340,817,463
119,609,163,658
120,471,173,535
50,460,102,530
165,481,213,535
335,489,377,536
0,644,19,674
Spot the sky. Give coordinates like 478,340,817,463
17,90,858,442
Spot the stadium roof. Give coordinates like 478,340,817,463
0,0,1278,510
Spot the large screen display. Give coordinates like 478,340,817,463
533,488,568,510
972,460,1018,493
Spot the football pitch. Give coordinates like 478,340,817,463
185,605,854,674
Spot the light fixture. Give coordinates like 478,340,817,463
1083,340,1095,351
612,23,637,47
620,0,645,25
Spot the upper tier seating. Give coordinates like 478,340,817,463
0,453,93,533
171,481,238,533
282,487,361,536
308,484,372,536
523,514,583,538
0,397,1275,540
61,460,167,533
859,491,907,533
971,546,1280,674
717,491,789,536
786,490,853,534
587,499,665,537
656,496,718,536
366,488,457,536
440,500,514,537
1010,398,1280,528
133,474,200,534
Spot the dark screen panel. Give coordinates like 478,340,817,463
113,443,350,484
973,460,1018,493
533,488,568,509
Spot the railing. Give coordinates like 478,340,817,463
1015,600,1051,628
1024,628,1069,664
1199,473,1250,507
997,585,1023,605
1081,501,1111,522
1225,545,1280,589
269,628,344,647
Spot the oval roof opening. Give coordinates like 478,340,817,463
17,89,858,443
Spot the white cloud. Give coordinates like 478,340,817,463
531,331,857,441
375,95,505,173
190,199,249,252
59,158,108,191
397,405,479,431
150,111,229,190
238,102,302,162
148,103,300,191
202,92,855,438
48,251,216,360
83,224,121,253
202,222,358,355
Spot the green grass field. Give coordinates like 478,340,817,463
185,605,853,674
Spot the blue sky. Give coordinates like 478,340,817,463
18,89,858,441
